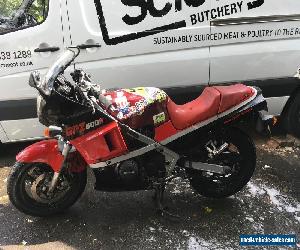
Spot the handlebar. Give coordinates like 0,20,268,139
29,46,107,112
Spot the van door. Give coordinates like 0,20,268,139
66,0,211,99
210,0,300,98
0,0,64,141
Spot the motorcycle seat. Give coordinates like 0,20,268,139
214,84,254,113
167,87,221,130
167,84,254,130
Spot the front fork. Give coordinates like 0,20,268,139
47,141,72,194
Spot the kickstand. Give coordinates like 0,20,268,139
153,183,180,219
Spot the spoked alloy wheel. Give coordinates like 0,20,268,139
187,127,256,198
8,162,87,217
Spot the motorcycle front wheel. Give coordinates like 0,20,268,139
7,162,87,217
187,127,256,198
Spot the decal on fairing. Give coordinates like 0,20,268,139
65,118,105,137
153,112,166,125
102,87,167,120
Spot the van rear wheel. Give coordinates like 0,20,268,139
285,91,300,138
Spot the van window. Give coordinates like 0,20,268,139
0,0,49,34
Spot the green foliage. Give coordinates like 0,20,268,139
29,0,48,22
0,0,22,17
0,0,48,22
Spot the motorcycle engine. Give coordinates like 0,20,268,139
116,160,140,185
93,151,166,191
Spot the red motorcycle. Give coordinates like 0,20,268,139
8,47,268,217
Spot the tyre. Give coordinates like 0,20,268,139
187,127,256,198
285,91,300,138
7,162,87,217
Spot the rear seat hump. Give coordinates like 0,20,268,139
213,84,254,114
167,84,254,130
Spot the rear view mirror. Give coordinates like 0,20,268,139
29,71,41,88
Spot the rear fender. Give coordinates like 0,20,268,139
16,139,64,172
246,92,268,113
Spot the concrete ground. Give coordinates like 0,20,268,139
0,133,299,250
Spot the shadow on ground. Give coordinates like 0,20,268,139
0,142,32,167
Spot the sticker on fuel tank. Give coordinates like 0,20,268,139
94,0,265,45
153,112,166,125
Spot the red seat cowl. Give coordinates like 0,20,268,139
213,84,254,114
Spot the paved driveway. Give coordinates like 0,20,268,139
0,134,299,250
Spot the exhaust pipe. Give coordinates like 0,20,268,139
256,111,277,135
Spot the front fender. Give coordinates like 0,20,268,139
16,139,64,172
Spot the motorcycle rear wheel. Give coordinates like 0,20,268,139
187,127,256,198
7,162,87,217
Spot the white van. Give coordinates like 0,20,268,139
0,0,300,143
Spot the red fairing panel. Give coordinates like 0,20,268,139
70,122,128,164
16,140,64,172
155,121,179,142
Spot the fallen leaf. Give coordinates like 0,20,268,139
266,139,280,149
204,207,213,214
0,195,9,205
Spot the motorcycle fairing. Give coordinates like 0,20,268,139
154,121,178,142
16,139,64,172
70,121,128,164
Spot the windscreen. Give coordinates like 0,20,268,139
39,48,78,95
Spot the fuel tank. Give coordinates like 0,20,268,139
100,87,169,128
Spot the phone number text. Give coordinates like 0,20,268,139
0,50,32,60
